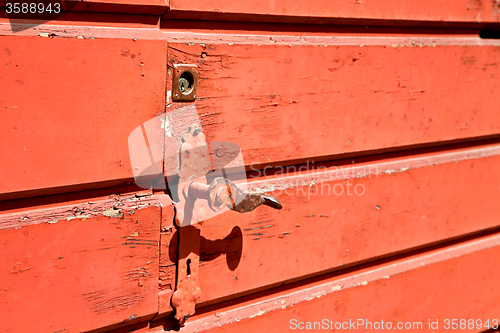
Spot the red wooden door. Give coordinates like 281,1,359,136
1,1,500,332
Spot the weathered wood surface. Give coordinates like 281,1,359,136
0,35,167,199
168,232,500,333
166,0,500,24
167,40,500,171
1,11,499,333
4,25,499,198
0,192,162,333
177,144,500,306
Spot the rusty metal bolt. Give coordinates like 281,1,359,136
188,181,210,201
187,177,283,213
188,179,231,211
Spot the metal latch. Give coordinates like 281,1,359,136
170,125,282,326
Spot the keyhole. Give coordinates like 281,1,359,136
179,78,189,92
186,259,191,276
178,71,194,95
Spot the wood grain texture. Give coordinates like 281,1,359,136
167,41,500,170
0,192,162,333
174,232,500,333
167,0,500,24
0,36,167,199
178,144,500,306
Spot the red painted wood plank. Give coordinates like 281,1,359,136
167,41,500,171
0,35,167,199
172,231,500,332
0,18,489,41
175,144,500,306
166,0,500,24
0,192,162,333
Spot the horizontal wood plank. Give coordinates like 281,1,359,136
0,36,167,199
177,144,500,306
0,192,163,333
167,40,500,171
166,0,500,25
175,231,500,332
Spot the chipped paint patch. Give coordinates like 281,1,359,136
160,114,174,137
249,309,266,318
166,90,172,104
102,208,124,218
66,214,91,221
331,285,343,291
0,192,157,231
247,184,276,194
130,203,150,210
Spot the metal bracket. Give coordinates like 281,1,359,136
170,125,282,326
172,64,198,102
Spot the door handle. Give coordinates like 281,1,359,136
187,177,282,213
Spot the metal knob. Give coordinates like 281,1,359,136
188,177,282,213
